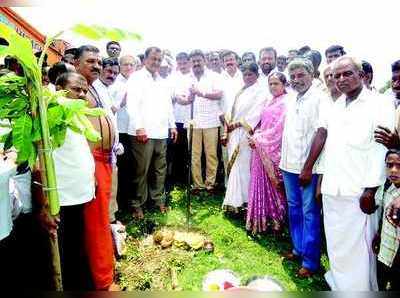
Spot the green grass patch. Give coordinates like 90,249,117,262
117,187,329,291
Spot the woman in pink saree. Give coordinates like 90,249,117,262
246,72,288,234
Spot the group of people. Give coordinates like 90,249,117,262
1,39,400,291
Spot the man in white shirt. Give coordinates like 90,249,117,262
93,57,120,113
258,47,277,84
126,47,177,219
361,60,375,91
279,58,325,278
324,45,346,64
168,52,192,187
241,52,257,65
176,50,224,194
106,41,121,59
220,51,243,184
33,72,95,289
322,64,341,100
92,57,121,224
53,72,96,289
109,55,136,211
374,60,400,149
277,55,288,73
209,51,223,74
302,56,395,290
220,51,243,122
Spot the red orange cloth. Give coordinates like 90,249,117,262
83,149,114,290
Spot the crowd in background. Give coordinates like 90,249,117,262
1,40,400,291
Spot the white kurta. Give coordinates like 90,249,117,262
223,81,268,208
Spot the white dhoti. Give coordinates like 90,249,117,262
322,194,378,291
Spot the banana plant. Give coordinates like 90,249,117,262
0,23,104,291
0,22,142,290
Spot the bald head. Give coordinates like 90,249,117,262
119,55,136,78
333,56,362,72
332,56,363,96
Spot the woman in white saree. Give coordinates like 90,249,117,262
222,63,269,211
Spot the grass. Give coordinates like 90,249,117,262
117,187,329,291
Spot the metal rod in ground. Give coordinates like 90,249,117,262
186,98,195,231
186,124,193,231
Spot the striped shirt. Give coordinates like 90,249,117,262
279,85,326,174
376,184,400,267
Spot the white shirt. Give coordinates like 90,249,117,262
171,71,192,124
279,84,328,174
314,93,338,174
109,74,130,134
92,79,118,130
53,128,95,206
220,69,243,116
259,68,277,83
320,88,395,197
312,78,327,92
126,68,176,138
257,71,274,99
175,69,223,129
0,159,16,241
92,79,120,153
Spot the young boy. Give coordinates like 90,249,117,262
373,149,400,290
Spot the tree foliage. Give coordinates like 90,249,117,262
71,23,142,42
0,24,104,169
0,23,104,216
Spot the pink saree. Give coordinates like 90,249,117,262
246,93,287,234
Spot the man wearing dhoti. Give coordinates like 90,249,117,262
305,56,395,290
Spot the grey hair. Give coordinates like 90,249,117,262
287,58,314,75
332,55,363,72
119,55,136,64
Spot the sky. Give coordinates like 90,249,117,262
10,0,400,87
